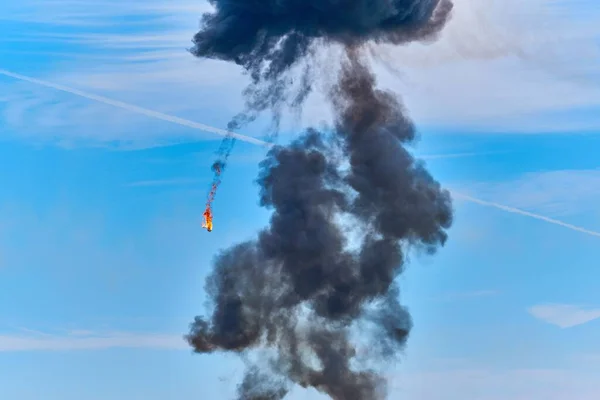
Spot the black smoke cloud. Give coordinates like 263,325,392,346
192,0,452,80
192,0,453,130
187,1,454,399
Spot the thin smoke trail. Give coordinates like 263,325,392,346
2,68,598,240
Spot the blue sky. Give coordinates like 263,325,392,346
1,0,600,399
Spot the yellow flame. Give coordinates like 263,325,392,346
202,207,213,232
201,161,223,233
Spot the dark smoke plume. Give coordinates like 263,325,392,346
187,0,454,398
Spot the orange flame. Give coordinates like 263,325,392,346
202,206,213,232
201,162,223,233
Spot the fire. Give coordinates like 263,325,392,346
202,207,213,232
201,162,223,233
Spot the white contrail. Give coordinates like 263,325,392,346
2,68,599,239
452,191,600,238
419,151,510,160
0,68,271,147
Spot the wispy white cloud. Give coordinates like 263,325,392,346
0,68,262,147
528,304,600,328
13,32,194,49
0,0,211,27
0,328,187,351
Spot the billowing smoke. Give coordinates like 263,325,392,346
187,0,455,398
